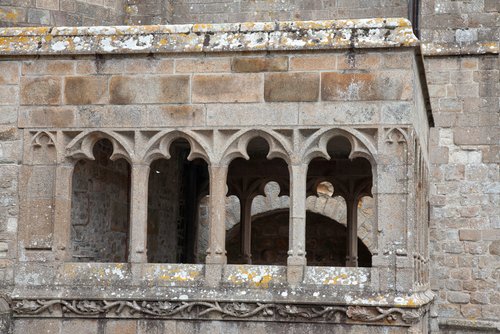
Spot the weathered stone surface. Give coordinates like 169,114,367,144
0,85,18,105
337,53,382,70
192,74,262,103
299,102,379,125
264,73,319,102
76,58,174,75
454,127,497,145
459,230,481,241
289,55,337,71
18,107,75,128
147,105,206,127
76,105,146,128
232,57,288,73
0,62,19,84
64,76,108,105
22,59,74,76
321,72,410,101
20,77,61,105
105,320,137,334
61,319,98,334
110,75,189,104
0,3,497,332
206,103,298,126
447,292,471,304
176,58,230,73
490,241,500,255
13,318,61,334
0,19,419,56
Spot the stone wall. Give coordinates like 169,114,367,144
0,60,21,296
125,0,172,25
0,19,432,334
12,318,423,334
170,0,409,24
0,1,498,332
0,0,125,27
426,54,499,331
421,0,498,45
0,0,410,27
420,0,500,332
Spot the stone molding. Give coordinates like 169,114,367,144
421,41,499,56
11,298,431,326
438,318,500,332
0,18,418,56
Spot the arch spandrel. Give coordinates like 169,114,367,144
141,130,211,165
218,129,292,166
300,128,378,166
65,130,134,164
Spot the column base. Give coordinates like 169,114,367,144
205,254,227,265
129,252,147,263
287,255,306,285
205,263,224,287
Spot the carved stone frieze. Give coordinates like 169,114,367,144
12,299,427,326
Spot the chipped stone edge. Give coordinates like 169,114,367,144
0,18,419,56
422,41,499,56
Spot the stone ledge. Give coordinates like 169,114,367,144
438,318,500,332
11,261,434,308
422,41,499,56
0,18,418,56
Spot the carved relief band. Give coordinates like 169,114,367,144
12,298,429,326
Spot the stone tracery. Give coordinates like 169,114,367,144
39,127,383,270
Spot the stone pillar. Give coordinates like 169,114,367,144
239,195,253,264
53,163,74,262
346,197,359,267
287,163,308,284
205,165,228,287
129,163,150,263
205,165,228,265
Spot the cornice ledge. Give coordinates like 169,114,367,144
0,18,418,56
422,41,499,56
438,318,500,332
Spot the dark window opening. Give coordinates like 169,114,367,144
70,139,131,262
147,139,209,264
307,136,373,267
226,137,290,265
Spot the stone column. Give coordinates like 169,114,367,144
287,163,308,284
53,163,74,261
346,197,359,267
239,194,253,264
129,163,150,263
205,165,228,265
205,165,228,287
